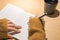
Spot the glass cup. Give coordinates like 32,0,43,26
44,0,58,15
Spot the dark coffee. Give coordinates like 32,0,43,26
45,0,58,4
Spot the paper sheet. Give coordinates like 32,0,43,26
0,3,35,40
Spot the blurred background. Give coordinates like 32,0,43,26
0,0,60,40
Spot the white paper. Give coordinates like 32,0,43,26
0,3,35,40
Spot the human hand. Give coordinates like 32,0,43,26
7,20,22,39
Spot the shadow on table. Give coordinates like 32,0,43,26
46,9,60,18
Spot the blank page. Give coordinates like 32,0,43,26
0,3,35,40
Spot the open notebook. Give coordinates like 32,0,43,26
0,3,35,40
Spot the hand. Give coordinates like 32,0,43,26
7,20,22,39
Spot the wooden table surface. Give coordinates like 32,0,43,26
0,0,60,40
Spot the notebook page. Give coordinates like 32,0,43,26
0,3,35,40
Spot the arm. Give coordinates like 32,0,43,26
0,18,21,39
28,17,46,40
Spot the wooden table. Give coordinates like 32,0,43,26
0,0,60,40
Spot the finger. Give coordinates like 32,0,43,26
9,31,20,35
7,20,13,24
8,24,22,29
8,27,20,32
8,34,13,39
